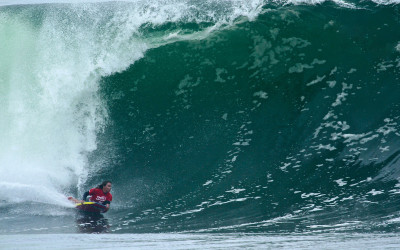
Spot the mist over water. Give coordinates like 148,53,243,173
1,0,400,235
0,6,110,204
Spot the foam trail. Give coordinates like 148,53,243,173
371,0,400,4
0,182,74,207
272,0,399,7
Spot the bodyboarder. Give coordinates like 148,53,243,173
68,180,113,212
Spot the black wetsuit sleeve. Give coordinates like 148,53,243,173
82,191,90,201
103,200,111,205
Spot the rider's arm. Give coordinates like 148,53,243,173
103,200,111,212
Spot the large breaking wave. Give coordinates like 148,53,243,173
1,0,400,233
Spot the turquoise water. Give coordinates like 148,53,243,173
1,0,400,240
2,233,400,249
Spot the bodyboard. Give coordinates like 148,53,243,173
76,202,107,213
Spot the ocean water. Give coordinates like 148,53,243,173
1,0,400,247
2,233,400,249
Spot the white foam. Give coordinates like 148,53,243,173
0,0,102,6
367,189,384,196
226,188,246,194
272,0,400,8
334,179,347,186
0,182,74,207
272,0,357,8
371,0,400,4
